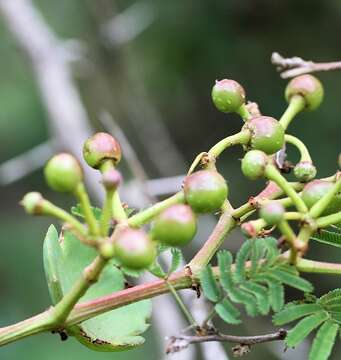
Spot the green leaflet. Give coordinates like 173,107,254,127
43,226,152,351
240,282,270,315
285,311,329,347
273,303,323,325
311,229,341,248
234,240,251,283
167,248,184,276
309,320,339,360
217,250,234,292
215,299,241,324
200,265,221,302
270,266,313,293
255,274,284,312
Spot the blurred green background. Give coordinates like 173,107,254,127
1,0,341,359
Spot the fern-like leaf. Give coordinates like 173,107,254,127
309,320,339,360
240,282,270,315
285,311,329,347
200,265,221,302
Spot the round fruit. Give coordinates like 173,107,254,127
294,161,317,182
113,227,156,269
241,150,268,180
21,192,44,215
301,180,341,215
102,169,122,191
259,202,285,225
285,74,324,111
183,170,228,213
151,204,197,246
44,153,83,192
242,116,285,155
211,79,246,113
83,132,121,169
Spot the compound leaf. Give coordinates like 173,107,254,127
311,229,341,248
234,240,251,283
168,248,183,275
271,266,313,293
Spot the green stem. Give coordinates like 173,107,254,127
236,103,252,121
42,200,87,237
189,203,235,273
208,130,251,159
128,191,185,228
100,190,114,236
51,256,107,324
279,95,305,130
265,164,308,213
296,258,341,275
316,212,341,228
278,220,298,263
297,225,313,244
74,182,100,236
309,177,341,218
285,134,312,162
166,280,197,327
112,191,128,222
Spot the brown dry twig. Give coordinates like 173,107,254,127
166,329,287,354
271,52,341,78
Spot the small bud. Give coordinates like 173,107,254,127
294,161,317,182
151,204,197,246
241,222,257,238
259,202,285,225
83,132,121,169
285,74,324,111
242,116,285,155
211,79,246,113
183,170,228,213
113,227,156,269
44,153,83,192
102,169,122,191
21,192,45,215
241,150,268,180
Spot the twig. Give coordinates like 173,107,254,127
271,52,341,78
0,141,55,185
166,329,287,354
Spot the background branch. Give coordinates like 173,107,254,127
272,52,341,78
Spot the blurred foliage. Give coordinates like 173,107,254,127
1,0,341,358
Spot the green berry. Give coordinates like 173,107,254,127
184,170,228,213
259,202,285,225
113,227,156,269
44,153,83,192
241,150,268,180
211,79,246,113
102,169,122,191
242,116,285,154
83,132,122,169
294,161,317,182
21,192,44,215
301,180,341,215
285,74,324,111
151,204,197,246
